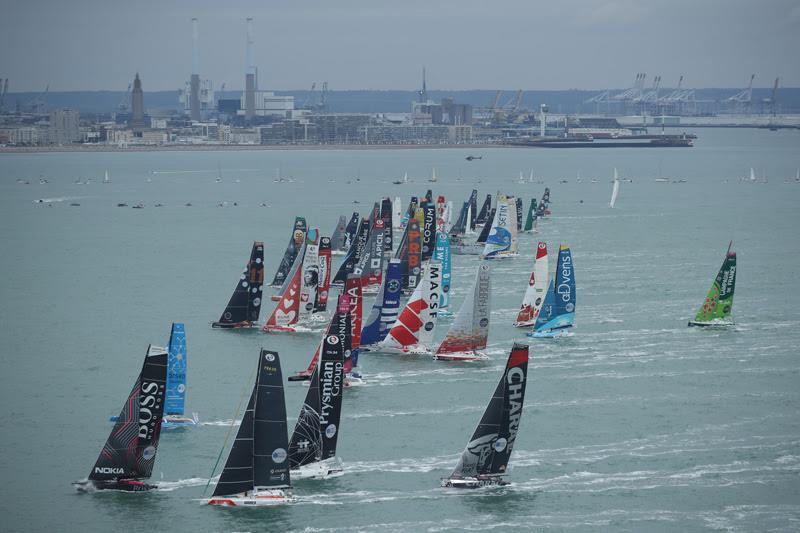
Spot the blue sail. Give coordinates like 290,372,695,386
433,232,452,309
165,323,187,416
530,246,575,334
360,259,403,347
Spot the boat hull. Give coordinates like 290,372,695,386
206,489,294,507
440,476,509,489
162,413,199,429
434,351,489,362
528,327,573,338
73,479,157,493
688,320,734,328
291,460,344,480
211,321,256,329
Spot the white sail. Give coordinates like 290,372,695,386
514,242,549,327
749,168,756,181
393,197,402,230
518,172,525,184
465,203,475,235
434,262,491,360
430,168,437,183
446,200,453,227
403,172,408,184
609,168,620,208
298,232,320,321
529,169,534,183
103,170,110,184
481,194,518,259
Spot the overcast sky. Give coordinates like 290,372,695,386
2,0,798,92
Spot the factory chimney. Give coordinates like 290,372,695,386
244,17,256,121
189,18,201,121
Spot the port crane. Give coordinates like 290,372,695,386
727,74,755,113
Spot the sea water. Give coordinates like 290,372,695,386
1,128,799,531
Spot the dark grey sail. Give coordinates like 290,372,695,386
213,241,265,328
380,197,393,253
476,194,492,225
421,202,436,261
213,349,290,497
515,197,523,231
449,344,528,480
330,215,348,252
87,345,167,489
288,306,346,468
270,217,307,287
333,218,369,285
449,201,470,237
476,208,495,244
468,189,478,230
344,212,360,250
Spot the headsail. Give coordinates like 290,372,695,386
448,344,528,479
89,345,167,482
270,218,307,287
514,242,549,327
360,259,403,347
165,323,187,416
393,197,402,230
477,208,495,244
689,244,736,326
213,241,265,328
435,262,491,360
212,349,291,496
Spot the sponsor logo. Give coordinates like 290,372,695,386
557,253,573,302
94,467,125,475
388,279,401,293
566,303,574,312
138,381,162,440
264,353,275,362
272,448,287,463
325,424,337,438
327,335,340,345
424,321,434,331
479,318,489,328
320,361,343,425
494,437,507,452
504,366,525,455
142,445,156,460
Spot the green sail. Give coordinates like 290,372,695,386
691,250,736,325
523,198,537,232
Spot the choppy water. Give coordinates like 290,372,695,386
1,128,799,532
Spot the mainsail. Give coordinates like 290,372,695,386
212,349,291,497
449,201,469,237
468,189,478,231
689,243,736,326
514,242,549,327
394,218,422,291
610,168,620,208
213,241,265,328
333,218,369,285
165,323,187,416
88,345,167,484
476,194,492,226
379,260,441,353
380,197,393,253
344,212,360,250
523,198,538,232
393,197,402,230
315,236,332,312
263,242,305,331
477,208,495,244
515,197,523,232
531,245,575,335
421,202,437,261
352,219,386,289
298,229,321,322
481,194,518,259
433,231,452,310
330,215,348,254
270,218,307,287
289,304,346,468
447,344,528,480
434,262,491,360
360,259,403,347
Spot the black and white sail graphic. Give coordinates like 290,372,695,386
213,349,290,497
271,218,307,286
89,345,167,482
333,218,370,285
476,208,495,244
289,308,346,468
476,194,492,225
214,241,264,327
344,212,360,250
449,201,470,237
449,344,528,479
330,215,348,252
380,197,393,252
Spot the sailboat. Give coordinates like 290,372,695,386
429,168,438,183
330,215,349,256
518,172,525,185
360,259,403,349
434,262,491,361
163,323,198,428
688,242,737,327
212,242,265,328
378,260,441,354
609,168,620,208
263,230,324,332
529,169,534,183
441,343,529,489
288,297,347,479
749,168,757,182
353,219,386,293
206,349,294,506
481,194,519,259
475,194,492,226
74,344,167,492
270,218,307,288
103,170,110,184
433,231,452,314
514,242,549,328
528,245,575,338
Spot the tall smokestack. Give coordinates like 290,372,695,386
244,17,256,121
190,17,200,121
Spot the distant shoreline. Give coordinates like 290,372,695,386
0,144,496,154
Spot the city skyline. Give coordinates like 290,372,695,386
1,0,799,92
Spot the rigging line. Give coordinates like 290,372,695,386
202,355,259,498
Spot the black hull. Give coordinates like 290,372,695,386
287,374,312,382
212,321,255,329
75,479,157,492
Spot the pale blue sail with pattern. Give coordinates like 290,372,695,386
360,259,403,347
165,323,187,416
530,245,575,336
433,231,452,309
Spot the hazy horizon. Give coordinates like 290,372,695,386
2,0,799,92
